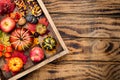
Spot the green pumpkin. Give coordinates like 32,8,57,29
42,36,57,50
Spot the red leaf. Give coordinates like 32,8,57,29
26,23,36,33
0,0,15,15
0,0,11,3
8,3,16,12
12,50,28,64
5,58,11,62
2,64,10,72
12,71,18,76
39,17,49,27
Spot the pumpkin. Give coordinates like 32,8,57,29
42,36,57,50
8,57,23,72
10,28,34,51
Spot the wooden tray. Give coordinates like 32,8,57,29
0,0,69,80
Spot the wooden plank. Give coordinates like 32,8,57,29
0,69,6,80
8,50,68,80
61,38,120,61
43,0,120,15
51,14,120,38
42,0,120,38
19,63,120,80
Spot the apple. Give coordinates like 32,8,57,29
30,47,44,62
0,17,16,33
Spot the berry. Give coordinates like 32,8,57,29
34,32,40,38
4,52,11,58
6,46,13,52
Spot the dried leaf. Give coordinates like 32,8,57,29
12,51,28,64
39,17,49,27
0,30,2,37
0,32,11,46
2,64,10,72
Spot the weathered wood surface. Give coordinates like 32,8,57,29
20,0,120,80
45,0,120,38
20,63,120,80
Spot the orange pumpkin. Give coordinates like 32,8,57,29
8,57,23,72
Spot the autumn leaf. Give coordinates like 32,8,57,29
0,32,11,46
2,64,10,72
39,17,49,27
0,30,2,37
12,51,28,64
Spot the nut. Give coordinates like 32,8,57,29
18,17,26,26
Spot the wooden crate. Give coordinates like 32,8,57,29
0,0,69,80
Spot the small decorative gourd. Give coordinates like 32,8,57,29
36,24,47,35
42,36,57,50
26,15,38,24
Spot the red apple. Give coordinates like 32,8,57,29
30,47,44,62
0,17,16,33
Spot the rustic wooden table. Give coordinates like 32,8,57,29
20,0,120,80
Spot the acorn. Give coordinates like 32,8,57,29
18,17,26,26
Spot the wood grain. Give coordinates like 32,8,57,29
63,38,120,61
42,0,120,38
44,0,120,15
51,14,120,38
20,63,120,80
20,0,120,80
